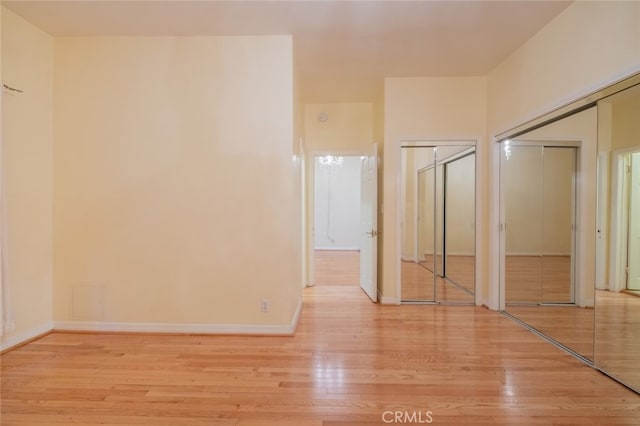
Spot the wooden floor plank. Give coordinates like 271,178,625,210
1,285,638,425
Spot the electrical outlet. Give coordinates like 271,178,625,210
260,299,270,313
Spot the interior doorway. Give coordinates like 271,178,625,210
312,155,362,286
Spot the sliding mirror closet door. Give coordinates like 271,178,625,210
595,82,640,393
503,145,544,305
444,152,476,294
501,106,597,361
542,148,576,304
401,147,436,301
503,145,576,303
418,168,435,274
401,144,476,304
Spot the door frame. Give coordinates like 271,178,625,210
395,138,481,305
595,151,610,290
609,144,640,292
305,149,369,288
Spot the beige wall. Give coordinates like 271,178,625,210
488,1,640,134
292,52,304,311
53,36,301,331
611,93,640,151
304,103,373,152
382,76,487,302
1,7,53,349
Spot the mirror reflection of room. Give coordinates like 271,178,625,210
595,83,640,393
501,107,597,361
401,144,476,304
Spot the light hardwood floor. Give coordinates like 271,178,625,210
595,289,640,392
2,285,639,425
313,250,360,286
504,255,594,360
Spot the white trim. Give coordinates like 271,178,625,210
494,67,640,139
493,141,504,311
314,246,360,251
596,151,610,290
0,322,52,351
610,145,640,293
416,250,476,257
377,289,398,305
444,251,475,256
610,151,626,292
308,150,370,297
504,251,572,256
398,136,478,145
290,296,303,332
54,299,304,336
474,137,485,307
54,321,297,335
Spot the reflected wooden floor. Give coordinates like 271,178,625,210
2,286,639,425
595,289,640,391
401,257,474,303
505,255,572,303
505,255,594,360
313,250,359,286
505,305,594,360
418,255,475,294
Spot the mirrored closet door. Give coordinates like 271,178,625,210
498,72,640,394
400,144,476,304
501,106,597,361
503,145,577,305
594,81,640,393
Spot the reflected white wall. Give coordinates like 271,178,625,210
314,156,361,250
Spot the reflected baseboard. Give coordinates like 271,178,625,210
620,289,640,298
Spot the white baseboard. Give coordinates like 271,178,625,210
314,246,360,251
505,251,571,256
377,289,397,305
290,297,303,332
55,307,303,336
1,322,53,351
444,251,475,256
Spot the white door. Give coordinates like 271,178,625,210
628,152,640,290
360,144,378,302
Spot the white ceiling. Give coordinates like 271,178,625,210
2,0,572,103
